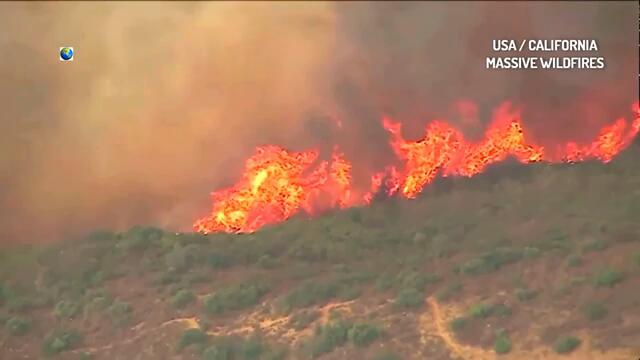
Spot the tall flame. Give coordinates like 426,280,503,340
195,102,640,234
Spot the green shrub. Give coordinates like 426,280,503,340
347,323,381,347
458,247,522,275
449,317,468,333
5,316,31,336
492,304,512,317
257,255,277,269
209,253,233,269
86,288,113,310
436,281,463,301
238,336,266,359
372,352,402,360
119,226,163,252
348,208,363,223
184,272,211,285
337,286,361,301
582,302,607,321
515,288,538,302
262,346,288,360
281,281,337,311
42,329,82,356
171,289,196,309
523,247,541,259
539,230,572,252
203,342,235,360
399,271,441,292
583,239,607,252
566,254,583,267
469,303,493,318
310,319,351,357
375,273,395,291
289,310,320,330
5,295,36,313
79,351,93,360
54,300,80,320
494,334,512,354
164,245,202,273
553,336,581,354
177,328,209,352
633,253,640,267
107,300,132,327
394,288,424,309
204,283,269,315
592,269,625,288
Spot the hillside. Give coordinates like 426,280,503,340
0,149,639,360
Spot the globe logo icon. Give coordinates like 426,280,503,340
59,47,74,61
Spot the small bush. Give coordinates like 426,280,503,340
171,289,196,309
257,255,277,269
375,273,395,291
177,328,209,352
310,319,351,357
6,316,31,336
582,302,607,321
553,336,581,354
566,254,583,267
238,336,266,359
583,239,607,252
592,269,625,288
394,288,424,309
633,253,640,267
209,253,233,269
449,317,468,333
523,247,541,259
492,304,512,317
469,303,493,318
515,288,538,302
42,329,82,356
262,346,288,360
203,341,235,360
204,283,269,315
54,300,80,321
119,226,163,252
184,272,211,285
107,300,132,327
399,272,441,292
458,247,522,275
494,334,512,354
539,230,572,252
337,286,362,301
372,353,402,360
289,310,319,330
347,323,381,347
281,281,337,311
436,281,463,301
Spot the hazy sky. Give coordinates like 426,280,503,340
0,1,637,244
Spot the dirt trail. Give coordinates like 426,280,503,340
71,297,637,359
422,296,491,360
422,296,637,360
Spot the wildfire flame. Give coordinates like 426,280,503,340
194,102,640,234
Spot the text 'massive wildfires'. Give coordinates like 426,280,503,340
487,39,605,70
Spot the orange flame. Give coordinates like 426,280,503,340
195,102,640,234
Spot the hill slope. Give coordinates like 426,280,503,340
1,150,639,360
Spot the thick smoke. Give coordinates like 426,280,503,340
0,2,637,244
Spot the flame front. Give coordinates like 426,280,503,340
195,102,640,234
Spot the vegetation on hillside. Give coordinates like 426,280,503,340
0,151,638,359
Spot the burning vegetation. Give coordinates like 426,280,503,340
194,102,640,234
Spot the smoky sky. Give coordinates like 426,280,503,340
0,1,637,244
